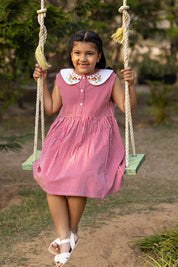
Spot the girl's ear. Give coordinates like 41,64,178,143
97,52,102,63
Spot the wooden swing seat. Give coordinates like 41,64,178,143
22,151,145,175
22,150,41,170
124,154,145,175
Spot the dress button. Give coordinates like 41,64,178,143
80,103,83,106
81,89,84,92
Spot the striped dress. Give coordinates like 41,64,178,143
33,68,125,199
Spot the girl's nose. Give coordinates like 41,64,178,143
80,54,87,61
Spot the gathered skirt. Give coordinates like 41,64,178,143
33,115,125,199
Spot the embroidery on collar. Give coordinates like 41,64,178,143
87,72,102,84
60,68,113,85
68,72,81,84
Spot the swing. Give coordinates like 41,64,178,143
22,0,50,170
112,0,145,174
22,0,145,175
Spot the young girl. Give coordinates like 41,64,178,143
33,30,136,266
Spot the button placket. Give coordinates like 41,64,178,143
79,76,85,113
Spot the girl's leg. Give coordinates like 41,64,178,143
47,195,87,266
47,194,70,239
67,196,87,235
47,194,71,262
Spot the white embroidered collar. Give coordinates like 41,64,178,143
60,68,113,86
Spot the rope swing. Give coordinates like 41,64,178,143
22,0,50,170
112,0,145,174
22,0,145,174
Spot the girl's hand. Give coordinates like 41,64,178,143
33,64,48,82
121,67,134,86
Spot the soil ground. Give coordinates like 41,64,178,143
0,85,178,266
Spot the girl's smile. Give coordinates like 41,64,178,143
71,41,101,75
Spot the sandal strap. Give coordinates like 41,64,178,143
53,238,61,246
60,238,70,245
54,252,71,264
48,238,61,256
70,232,75,250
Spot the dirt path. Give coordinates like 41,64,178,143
3,203,177,267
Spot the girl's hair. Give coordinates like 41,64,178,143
69,30,106,69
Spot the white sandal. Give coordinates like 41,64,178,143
54,233,79,266
54,237,72,266
70,232,79,252
48,237,61,255
49,232,79,256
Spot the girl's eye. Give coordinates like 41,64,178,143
74,51,80,55
88,52,94,55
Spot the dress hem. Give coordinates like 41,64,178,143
40,186,123,199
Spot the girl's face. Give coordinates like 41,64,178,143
71,41,101,75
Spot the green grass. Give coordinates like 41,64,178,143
82,178,178,228
0,178,177,258
0,190,52,246
131,224,178,266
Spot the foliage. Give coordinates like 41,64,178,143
0,0,177,118
132,224,178,266
137,52,177,85
0,134,33,152
129,0,163,40
147,81,172,125
0,0,107,113
137,54,165,84
0,0,39,112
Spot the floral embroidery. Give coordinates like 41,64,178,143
61,68,113,85
88,73,102,84
67,71,103,84
68,72,81,84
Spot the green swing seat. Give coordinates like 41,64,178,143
22,150,41,170
22,150,145,175
124,154,145,175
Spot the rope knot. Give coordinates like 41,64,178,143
37,8,47,16
119,5,130,13
37,8,47,24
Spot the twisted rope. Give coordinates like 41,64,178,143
33,1,51,161
112,0,136,167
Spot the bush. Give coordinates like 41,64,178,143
147,81,172,125
137,53,177,85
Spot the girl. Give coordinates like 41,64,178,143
33,30,136,267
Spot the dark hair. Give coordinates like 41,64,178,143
69,30,106,69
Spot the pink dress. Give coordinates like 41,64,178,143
33,68,125,199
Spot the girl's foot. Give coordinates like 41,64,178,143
73,232,79,245
54,233,79,267
50,232,79,255
55,238,71,267
48,238,61,255
52,241,60,254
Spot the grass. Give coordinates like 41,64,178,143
0,178,177,258
82,178,178,228
131,224,178,266
0,190,52,245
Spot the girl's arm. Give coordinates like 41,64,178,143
111,67,137,114
33,64,62,116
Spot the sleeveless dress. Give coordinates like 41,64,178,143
33,68,125,199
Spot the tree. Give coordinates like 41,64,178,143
0,0,177,119
0,0,41,114
127,0,178,84
0,0,106,117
